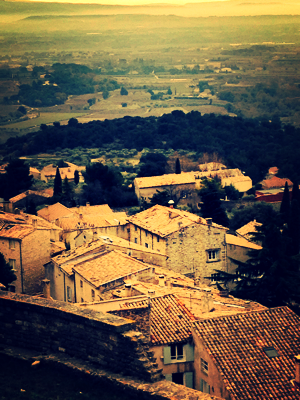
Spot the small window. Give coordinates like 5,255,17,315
9,240,15,249
171,344,184,360
80,280,83,288
135,226,138,231
134,238,137,244
145,243,149,248
66,286,72,302
91,289,95,300
9,259,16,269
157,236,160,242
172,372,184,385
81,298,84,303
145,231,148,237
263,347,279,358
200,378,210,394
201,358,208,375
207,249,220,262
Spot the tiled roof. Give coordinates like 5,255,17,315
73,250,151,288
226,234,262,250
128,205,227,237
268,167,279,175
222,175,252,183
261,176,293,189
37,203,74,222
70,204,113,215
9,190,52,203
0,223,34,239
236,220,262,241
120,294,196,346
58,212,127,231
192,306,300,400
134,173,196,189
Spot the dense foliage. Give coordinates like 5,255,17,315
4,111,299,185
0,253,16,289
0,159,33,200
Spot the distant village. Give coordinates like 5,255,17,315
0,158,299,400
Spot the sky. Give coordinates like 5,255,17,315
30,0,228,3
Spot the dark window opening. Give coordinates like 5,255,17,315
172,373,184,385
263,347,279,358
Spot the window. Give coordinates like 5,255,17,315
206,249,220,262
145,231,148,237
9,259,16,269
135,226,138,231
81,298,84,303
91,289,95,300
201,358,208,375
66,286,72,302
171,343,183,360
80,280,83,288
263,346,279,358
145,243,149,248
134,238,137,244
157,236,160,242
172,373,184,385
200,378,210,394
9,240,15,249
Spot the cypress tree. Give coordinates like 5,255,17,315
292,180,299,202
175,158,181,174
74,170,80,185
280,181,290,223
288,199,300,256
53,167,62,197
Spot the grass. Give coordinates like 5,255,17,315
3,113,88,130
0,353,133,400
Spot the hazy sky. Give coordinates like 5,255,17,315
30,0,228,3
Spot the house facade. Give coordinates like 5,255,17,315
192,307,300,399
127,205,228,281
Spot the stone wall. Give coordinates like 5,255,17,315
110,307,151,341
0,291,161,382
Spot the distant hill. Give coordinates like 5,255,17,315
0,0,300,23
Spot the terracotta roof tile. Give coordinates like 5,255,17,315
70,204,113,215
9,190,51,203
129,205,227,237
261,176,293,189
134,173,196,189
236,220,262,241
73,250,151,287
37,202,74,222
0,223,34,239
192,306,300,399
226,234,262,250
58,212,127,231
120,294,196,345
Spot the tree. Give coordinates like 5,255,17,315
175,158,181,174
224,184,240,201
102,90,109,99
17,106,27,115
53,167,62,197
62,177,75,207
150,187,191,208
167,88,172,95
280,181,290,224
198,178,229,227
288,199,300,256
74,170,80,185
209,217,300,307
0,159,33,200
137,153,168,177
68,118,78,127
0,253,16,289
120,87,128,96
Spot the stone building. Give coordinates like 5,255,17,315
0,223,51,294
45,243,154,303
192,306,300,398
127,205,228,281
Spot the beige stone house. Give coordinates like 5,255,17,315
127,205,228,281
192,306,300,399
40,162,85,183
133,173,197,205
0,223,51,294
45,243,154,303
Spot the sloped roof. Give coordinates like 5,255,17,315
0,223,34,239
70,204,113,215
134,173,196,189
261,176,293,189
37,203,74,222
236,220,262,241
226,234,262,250
192,306,300,400
58,212,127,231
120,293,196,346
9,190,52,204
128,204,227,237
73,250,151,288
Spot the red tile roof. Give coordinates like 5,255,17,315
261,176,293,189
119,293,196,346
0,223,35,239
192,306,300,400
128,204,227,237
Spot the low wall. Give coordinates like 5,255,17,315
0,290,161,382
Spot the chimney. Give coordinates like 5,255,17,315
295,355,300,384
206,218,212,226
125,283,132,297
79,214,83,219
32,218,37,228
86,202,90,208
168,199,174,209
42,279,51,299
158,274,165,287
